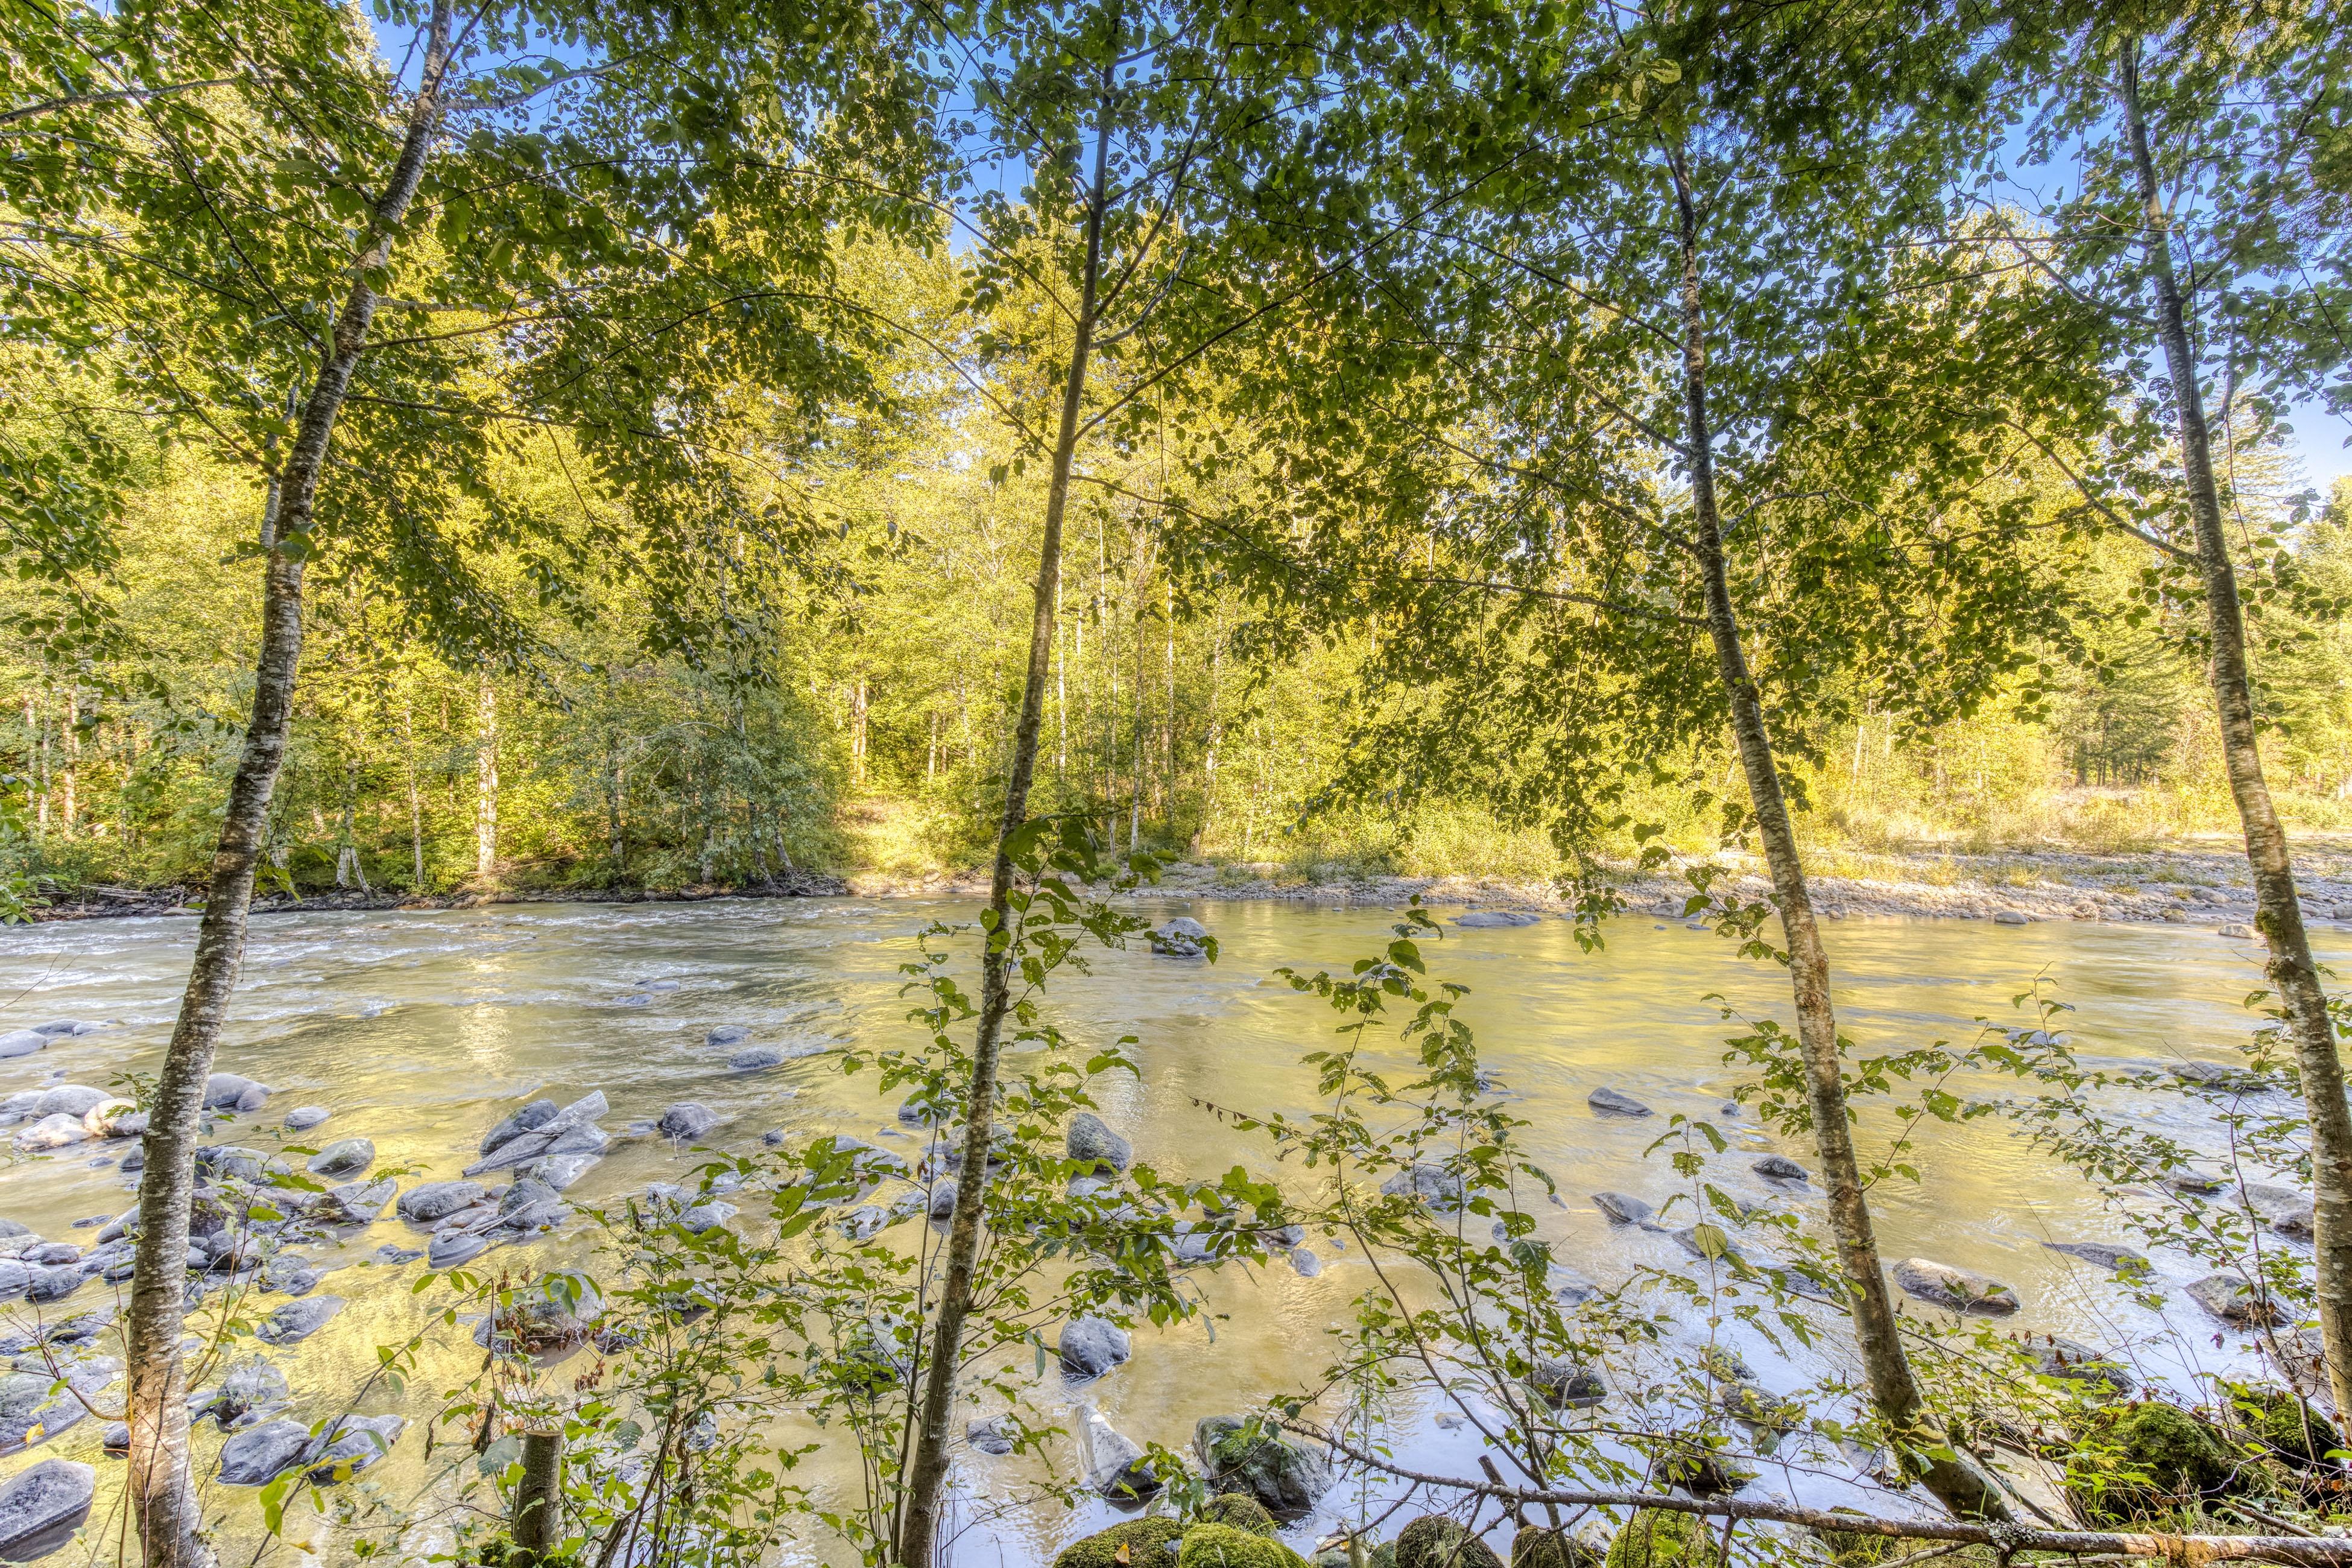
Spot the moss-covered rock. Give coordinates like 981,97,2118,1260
2227,1384,2342,1468
1176,1523,1310,1568
1055,1518,1187,1568
1204,1494,1281,1537
2067,1400,2240,1523
1602,1511,1707,1568
1314,1543,1398,1568
1396,1516,1505,1568
1511,1524,1599,1568
1194,1415,1332,1517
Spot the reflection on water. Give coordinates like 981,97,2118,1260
0,899,2342,1563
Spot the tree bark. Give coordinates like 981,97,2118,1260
402,695,425,890
2119,42,2352,1418
123,9,453,1561
513,1429,564,1561
1667,148,2008,1519
893,101,1114,1568
475,668,499,879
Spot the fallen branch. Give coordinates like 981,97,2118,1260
1286,1423,2352,1564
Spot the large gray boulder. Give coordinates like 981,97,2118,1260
2242,1183,2315,1239
0,1032,43,1061
308,1139,375,1179
2043,1241,2149,1272
657,1103,718,1142
0,1459,94,1556
203,1073,269,1112
323,1177,397,1225
0,1370,92,1452
1587,1087,1652,1117
1148,916,1210,957
1193,1414,1332,1517
1081,1405,1159,1499
1890,1257,2020,1316
398,1181,487,1225
306,1414,404,1484
1591,1192,1654,1226
256,1295,344,1345
1058,1315,1131,1379
218,1419,312,1485
465,1092,607,1176
479,1098,557,1157
1067,1112,1131,1174
14,1115,87,1152
33,1086,107,1119
2187,1272,2284,1326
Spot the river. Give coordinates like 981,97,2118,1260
0,897,2341,1564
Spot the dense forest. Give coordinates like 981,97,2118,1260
6,0,2352,1566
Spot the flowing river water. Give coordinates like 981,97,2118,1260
0,896,2345,1565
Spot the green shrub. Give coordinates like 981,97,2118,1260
2067,1400,2241,1523
2225,1384,2342,1468
1511,1525,1598,1568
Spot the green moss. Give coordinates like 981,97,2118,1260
1511,1525,1598,1568
2228,1385,2342,1468
1204,1494,1280,1537
2068,1400,2240,1523
1602,1510,1709,1568
1056,1518,1188,1568
1396,1517,1504,1568
1176,1524,1310,1568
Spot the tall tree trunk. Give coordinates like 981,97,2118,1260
60,686,77,835
1198,609,1224,852
124,10,452,1560
474,669,498,879
2120,43,2352,1417
402,696,425,890
894,100,1113,1568
853,675,868,786
1668,148,2008,1519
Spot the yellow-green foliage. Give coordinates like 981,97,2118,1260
1176,1524,1309,1568
1601,1511,1707,1568
1055,1519,1187,1568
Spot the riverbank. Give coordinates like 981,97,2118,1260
24,842,2352,930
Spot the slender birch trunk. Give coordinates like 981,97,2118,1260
1667,148,2007,1519
893,101,1114,1568
124,10,452,1560
2119,43,2352,1415
402,696,425,890
475,669,499,879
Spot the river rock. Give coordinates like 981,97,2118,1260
218,1418,311,1485
1993,911,2031,926
34,1087,106,1120
398,1181,487,1224
1148,917,1211,957
201,1356,289,1427
2167,1168,2225,1195
0,1458,93,1556
657,1102,718,1142
203,1073,269,1112
324,1177,397,1225
967,1416,1014,1456
925,1180,958,1221
1290,1247,1322,1277
1193,1414,1331,1516
30,1022,92,1038
2043,1241,2149,1272
706,1025,750,1046
0,1033,43,1061
480,1098,558,1156
728,1046,785,1072
2033,1336,2135,1394
524,1152,598,1191
1397,1517,1502,1568
24,1265,82,1304
14,1115,87,1152
0,1370,90,1452
2187,1271,2284,1326
1058,1316,1131,1379
82,1100,142,1139
1590,1192,1653,1225
1891,1257,2018,1315
307,1414,403,1484
1752,1155,1807,1182
1382,1164,1466,1212
2242,1183,2315,1238
1529,1358,1606,1409
283,1107,331,1131
465,1092,607,1175
308,1138,375,1179
256,1295,344,1345
1081,1405,1159,1498
1454,909,1540,928
259,1254,321,1296
196,1146,284,1183
1067,1112,1131,1174
2169,1060,2262,1090
1587,1087,1652,1117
